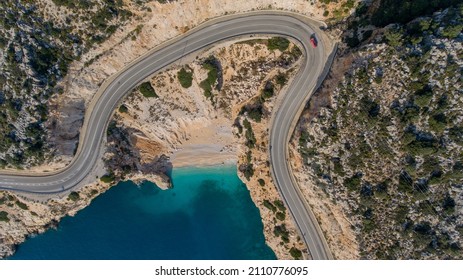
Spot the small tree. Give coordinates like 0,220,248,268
384,28,403,48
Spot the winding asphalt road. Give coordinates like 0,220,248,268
0,12,332,259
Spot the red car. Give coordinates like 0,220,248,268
310,36,318,48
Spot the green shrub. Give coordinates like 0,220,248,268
290,45,303,59
15,200,28,210
274,200,286,212
273,224,290,243
0,211,9,222
139,82,158,98
344,175,361,192
177,67,193,88
402,131,416,145
199,57,220,100
449,126,463,144
384,28,403,48
404,140,437,156
398,171,414,193
414,93,432,107
100,173,115,183
68,192,80,202
441,24,462,39
264,200,277,212
118,104,128,113
243,118,256,148
394,205,409,223
275,73,287,86
414,84,433,107
359,97,380,118
276,211,286,221
262,81,274,100
242,164,254,181
52,0,95,9
333,159,345,175
268,37,290,52
289,247,303,260
258,178,265,186
362,219,376,233
401,106,420,123
428,113,447,133
421,156,440,175
242,101,264,123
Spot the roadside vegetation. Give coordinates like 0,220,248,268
100,173,116,183
68,192,80,202
177,67,194,88
289,247,303,260
118,105,129,113
15,200,28,210
199,56,221,101
139,82,158,98
267,37,290,52
320,0,357,22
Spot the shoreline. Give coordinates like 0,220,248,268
170,145,237,169
9,166,276,260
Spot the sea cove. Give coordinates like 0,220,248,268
10,165,275,260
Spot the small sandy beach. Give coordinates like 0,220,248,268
169,117,238,168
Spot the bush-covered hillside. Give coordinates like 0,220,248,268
299,2,463,259
0,0,132,168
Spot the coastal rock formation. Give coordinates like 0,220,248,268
131,173,172,190
0,182,111,258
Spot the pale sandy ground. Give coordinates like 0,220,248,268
170,117,237,167
171,145,237,167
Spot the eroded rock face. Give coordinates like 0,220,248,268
150,173,172,190
0,183,110,259
47,98,85,158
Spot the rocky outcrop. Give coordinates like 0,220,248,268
129,173,172,190
0,182,111,258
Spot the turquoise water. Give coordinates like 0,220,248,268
10,165,275,260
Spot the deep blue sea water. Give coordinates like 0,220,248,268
10,165,275,260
